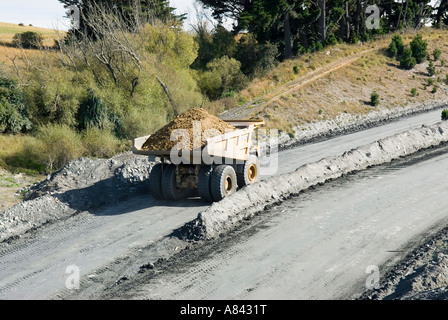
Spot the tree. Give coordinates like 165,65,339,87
370,90,380,106
198,0,253,26
434,0,448,27
59,0,185,36
433,48,442,61
0,76,32,134
427,60,436,76
410,33,428,63
12,31,43,49
317,0,326,43
387,34,405,58
400,47,417,69
197,56,247,100
235,34,279,78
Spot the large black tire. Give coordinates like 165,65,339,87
211,165,237,202
237,155,260,189
148,163,165,200
198,166,214,203
162,164,191,200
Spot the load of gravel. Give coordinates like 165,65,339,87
142,108,236,151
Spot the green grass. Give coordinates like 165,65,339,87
0,22,62,46
0,134,45,175
0,175,20,188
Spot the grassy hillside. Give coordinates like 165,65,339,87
0,22,61,46
220,28,448,132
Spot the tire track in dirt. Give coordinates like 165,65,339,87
222,48,377,120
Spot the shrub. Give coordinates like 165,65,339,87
442,109,448,120
411,88,418,96
0,77,32,134
77,89,109,131
198,56,247,100
427,61,436,76
410,34,428,64
235,34,278,79
370,90,380,106
387,41,398,58
293,65,300,74
387,35,404,58
433,48,442,61
325,34,338,46
431,86,437,94
400,48,416,70
82,127,121,159
26,124,84,172
12,31,43,49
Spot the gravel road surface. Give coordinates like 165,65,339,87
0,107,446,300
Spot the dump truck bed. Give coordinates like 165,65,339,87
132,120,264,162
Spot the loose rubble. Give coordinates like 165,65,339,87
0,152,153,243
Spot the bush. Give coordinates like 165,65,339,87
370,91,380,106
410,34,428,64
387,41,398,58
325,34,338,46
400,48,416,70
0,77,32,134
12,31,43,49
293,65,300,74
26,124,84,172
197,56,247,101
433,48,442,61
235,34,278,79
427,61,436,76
77,89,109,131
442,109,448,120
431,86,437,94
387,35,404,58
82,127,121,158
411,88,418,96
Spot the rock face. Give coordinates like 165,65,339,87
142,108,236,152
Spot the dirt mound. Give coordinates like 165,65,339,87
142,108,236,151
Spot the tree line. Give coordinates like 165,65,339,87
198,0,448,59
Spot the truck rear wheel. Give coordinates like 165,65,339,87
211,165,237,202
148,163,165,200
198,166,214,203
237,155,260,189
162,164,190,200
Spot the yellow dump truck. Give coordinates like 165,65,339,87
132,120,265,202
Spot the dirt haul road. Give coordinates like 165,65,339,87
0,107,446,300
104,144,448,300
